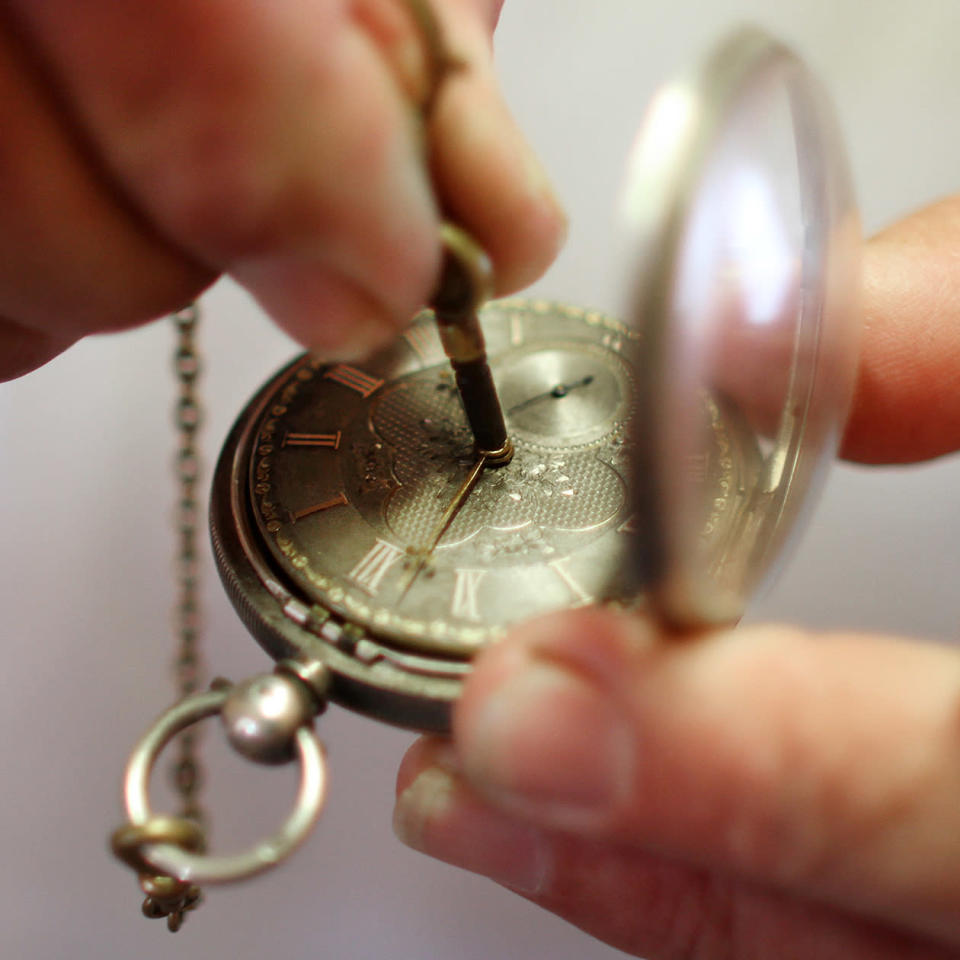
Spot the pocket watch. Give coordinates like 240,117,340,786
111,24,860,927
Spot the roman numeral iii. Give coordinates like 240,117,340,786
323,364,384,398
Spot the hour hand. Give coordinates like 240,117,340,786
430,224,513,467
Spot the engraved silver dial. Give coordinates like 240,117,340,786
246,301,643,656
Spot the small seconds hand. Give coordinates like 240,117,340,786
507,374,595,414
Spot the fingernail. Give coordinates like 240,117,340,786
460,657,633,831
393,766,456,853
394,765,551,894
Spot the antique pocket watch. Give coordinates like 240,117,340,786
111,25,860,927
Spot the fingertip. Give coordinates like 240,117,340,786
842,196,960,463
0,318,76,381
393,760,457,856
427,8,567,295
452,609,654,832
392,744,552,894
433,83,568,294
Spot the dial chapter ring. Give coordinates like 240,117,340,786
120,687,328,885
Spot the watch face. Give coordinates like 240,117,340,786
242,301,644,658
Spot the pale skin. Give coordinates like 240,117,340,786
0,0,562,380
395,195,960,960
4,3,960,957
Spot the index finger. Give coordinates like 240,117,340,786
841,196,960,464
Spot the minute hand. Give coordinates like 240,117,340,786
398,454,488,601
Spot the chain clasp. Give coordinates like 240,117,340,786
111,663,330,930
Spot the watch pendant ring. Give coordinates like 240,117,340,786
119,686,328,885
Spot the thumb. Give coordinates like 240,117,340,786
395,609,960,947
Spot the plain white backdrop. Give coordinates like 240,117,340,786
2,2,959,958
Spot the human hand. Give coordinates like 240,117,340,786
393,197,960,959
0,0,564,381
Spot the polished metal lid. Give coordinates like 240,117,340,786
620,28,861,627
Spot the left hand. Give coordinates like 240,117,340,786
0,0,564,380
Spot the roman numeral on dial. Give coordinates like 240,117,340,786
283,431,341,449
549,558,592,606
451,568,486,622
288,492,348,523
403,324,436,362
348,539,404,595
323,364,384,398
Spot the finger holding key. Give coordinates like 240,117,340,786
0,0,566,380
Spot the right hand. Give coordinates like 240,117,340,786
393,197,960,959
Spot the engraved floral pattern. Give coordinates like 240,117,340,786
370,375,624,561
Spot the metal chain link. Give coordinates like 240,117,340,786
170,305,206,832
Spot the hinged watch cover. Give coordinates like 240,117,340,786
621,27,861,627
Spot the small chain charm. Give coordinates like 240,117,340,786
111,813,206,932
140,875,203,932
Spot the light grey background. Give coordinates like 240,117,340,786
2,2,958,958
